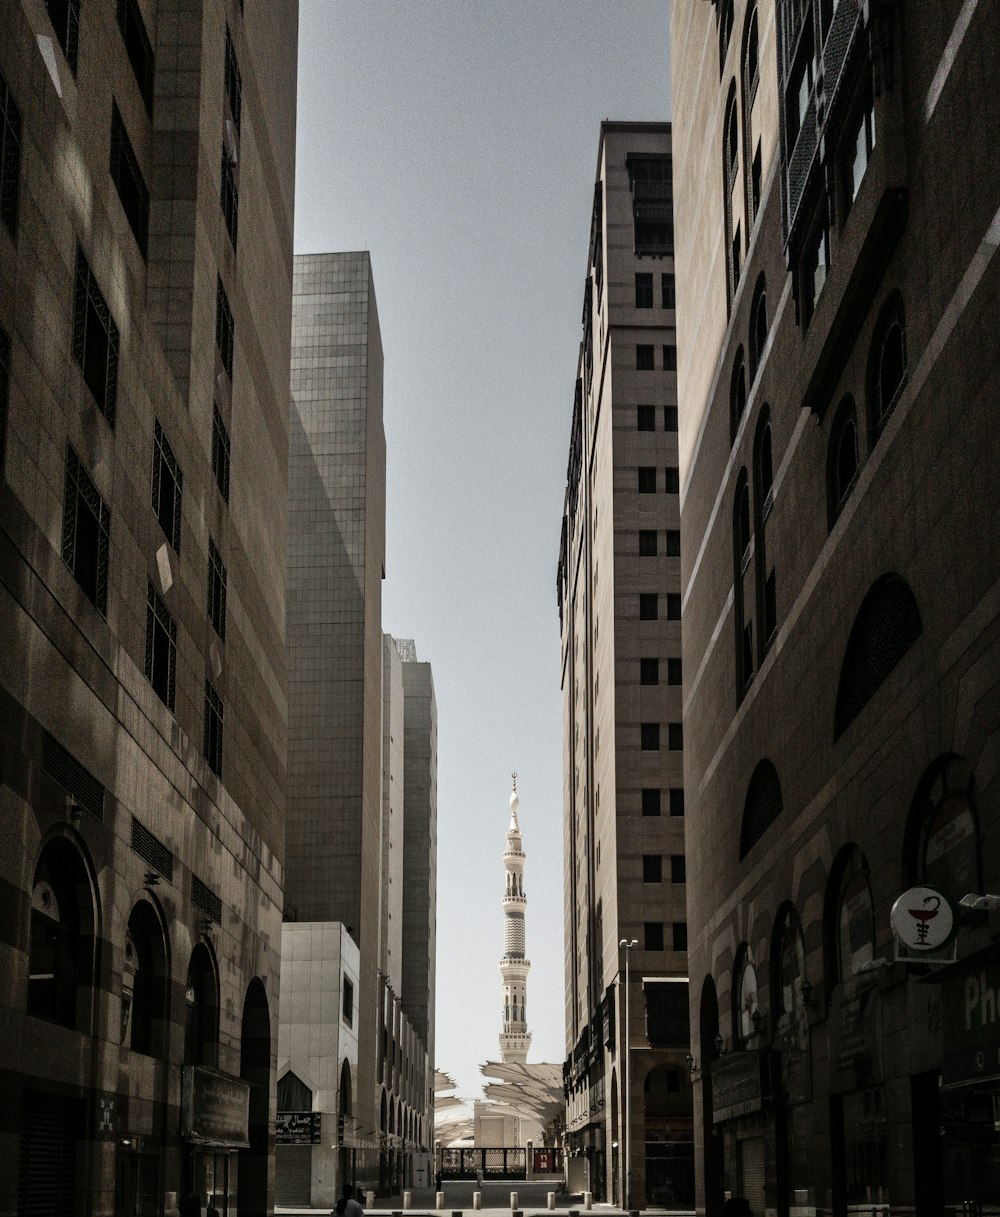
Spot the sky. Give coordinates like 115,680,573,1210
294,1,672,1107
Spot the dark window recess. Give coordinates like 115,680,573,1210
740,760,783,859
277,1071,313,1112
342,977,354,1026
636,344,655,371
212,404,231,502
638,466,657,493
644,922,665,951
666,530,681,557
42,731,105,821
216,277,234,380
131,816,174,882
672,921,688,951
668,722,683,750
204,679,224,777
664,406,678,431
19,1091,83,1217
663,345,677,372
639,593,658,621
152,419,182,551
0,67,22,239
221,148,239,249
62,446,111,615
664,466,679,493
642,788,661,817
44,0,80,75
635,273,654,308
646,981,689,1047
145,583,176,711
640,658,659,686
670,854,686,883
641,723,661,751
667,658,682,685
208,537,227,640
764,568,777,642
0,323,9,473
637,405,656,432
225,26,243,133
628,154,673,255
643,855,662,883
662,273,675,309
117,0,155,112
669,787,685,817
192,876,222,924
639,530,657,556
110,103,149,256
73,247,119,425
666,593,681,620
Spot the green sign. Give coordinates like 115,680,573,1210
942,957,1000,1087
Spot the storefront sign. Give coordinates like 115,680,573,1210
710,1051,768,1123
942,956,1000,1087
181,1067,250,1149
828,977,882,1092
275,1111,321,1145
890,885,958,956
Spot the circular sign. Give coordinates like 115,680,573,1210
890,885,957,951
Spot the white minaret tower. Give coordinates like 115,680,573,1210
500,774,532,1063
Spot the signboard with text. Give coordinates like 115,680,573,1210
710,1051,769,1123
276,1111,322,1145
181,1067,250,1149
942,956,1000,1087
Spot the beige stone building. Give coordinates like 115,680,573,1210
0,1,297,1213
557,121,693,1210
671,1,1000,1213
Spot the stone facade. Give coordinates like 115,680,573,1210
557,122,693,1210
0,1,297,1214
671,2,1000,1213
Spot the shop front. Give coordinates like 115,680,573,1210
181,1066,251,1215
709,1051,770,1216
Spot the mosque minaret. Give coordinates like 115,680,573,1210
499,774,532,1063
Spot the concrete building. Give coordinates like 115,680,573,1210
282,254,435,1204
671,2,1000,1214
0,2,298,1213
556,122,693,1211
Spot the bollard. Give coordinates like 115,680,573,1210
473,1193,482,1211
510,1192,519,1210
436,1193,445,1211
630,1210,640,1217
366,1193,376,1211
403,1192,412,1211
583,1192,592,1211
547,1194,556,1211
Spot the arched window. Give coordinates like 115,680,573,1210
184,942,219,1066
827,847,876,985
742,6,762,227
122,899,170,1056
729,348,747,443
772,906,805,1014
749,274,768,376
28,837,99,1029
868,293,907,438
734,470,753,696
277,1070,313,1111
827,396,859,526
907,755,981,896
834,574,922,738
753,408,777,653
733,945,759,1045
724,81,742,303
755,411,773,512
238,978,271,1216
719,0,734,77
740,759,783,859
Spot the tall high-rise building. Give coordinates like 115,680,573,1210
0,2,298,1213
557,121,693,1210
500,779,532,1065
671,3,1000,1214
282,254,435,1204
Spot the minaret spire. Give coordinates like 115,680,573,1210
500,774,532,1063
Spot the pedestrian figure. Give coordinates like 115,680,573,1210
334,1183,365,1217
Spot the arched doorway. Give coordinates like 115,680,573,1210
340,1058,354,1191
238,978,271,1217
699,976,724,1215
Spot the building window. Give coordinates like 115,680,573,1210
635,273,653,308
802,202,830,324
672,922,688,951
117,0,155,113
740,759,783,859
208,537,227,640
664,406,678,431
343,976,354,1026
670,855,686,883
843,85,876,215
184,945,219,1067
636,344,655,371
785,16,815,148
749,274,768,377
643,855,663,883
640,658,659,686
666,593,681,620
637,405,656,431
754,410,776,651
639,530,657,556
627,154,673,255
827,396,859,527
667,658,682,685
644,922,665,951
737,477,752,566
0,67,22,240
212,404,231,502
62,447,110,615
0,323,9,474
664,466,679,493
110,103,149,256
719,0,734,76
44,0,80,75
665,530,681,557
28,840,96,1028
216,277,235,380
669,788,685,817
663,345,677,372
734,947,759,1043
221,149,239,249
73,247,119,425
641,723,661,751
662,273,675,309
723,80,740,303
869,294,907,437
152,419,182,551
642,788,661,817
225,25,242,133
638,466,657,493
668,722,683,750
203,679,224,777
639,593,658,621
743,7,761,228
122,901,168,1057
145,583,176,710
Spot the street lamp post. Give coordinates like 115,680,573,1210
619,938,637,1212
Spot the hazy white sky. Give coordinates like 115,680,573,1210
294,0,672,1106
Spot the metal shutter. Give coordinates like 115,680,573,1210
738,1136,765,1217
275,1146,312,1206
18,1091,82,1217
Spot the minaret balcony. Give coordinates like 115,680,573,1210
502,893,526,908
